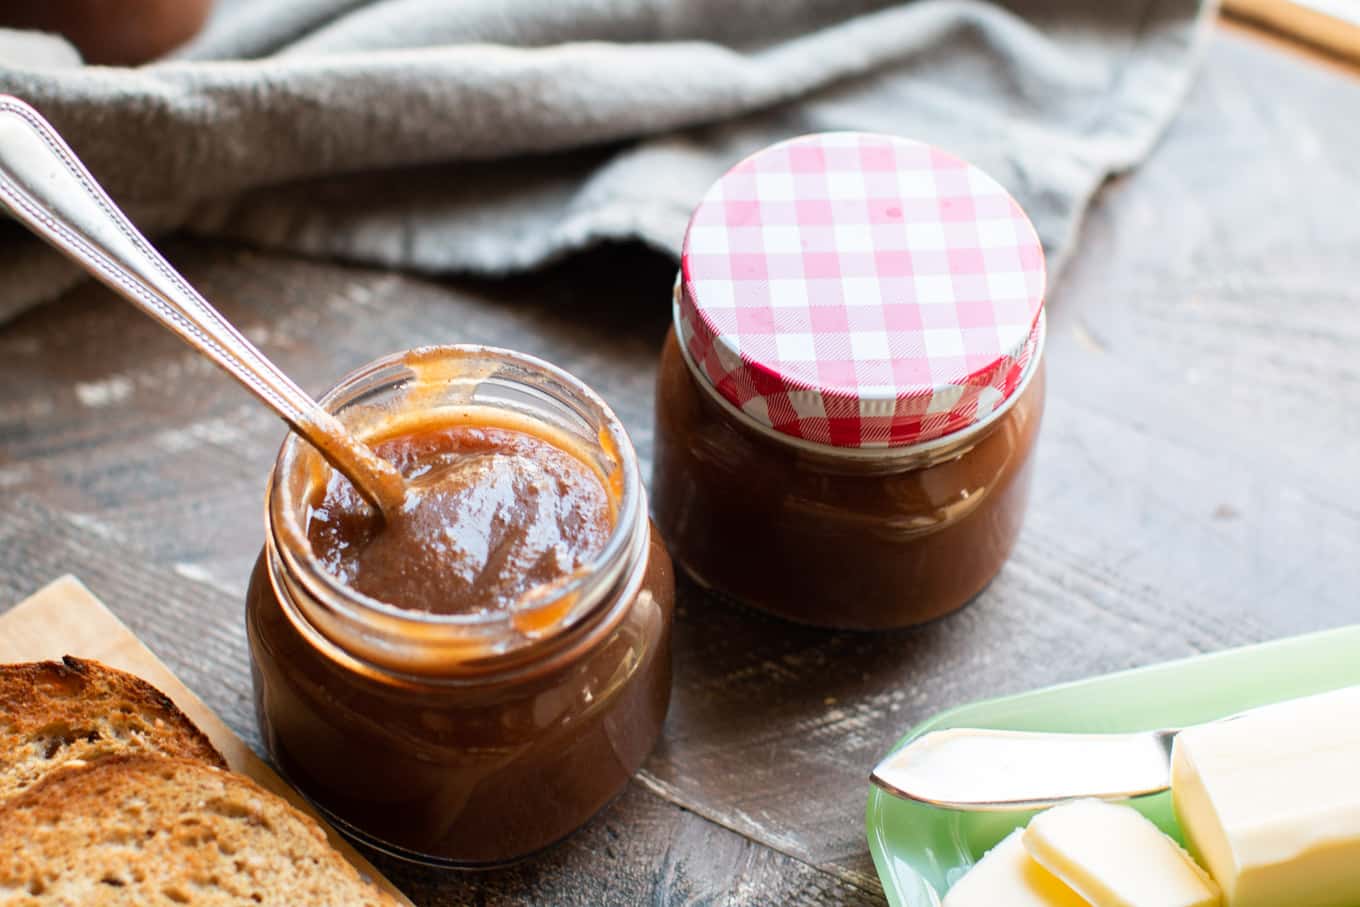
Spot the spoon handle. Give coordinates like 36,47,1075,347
0,95,406,515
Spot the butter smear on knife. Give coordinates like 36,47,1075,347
1172,684,1360,907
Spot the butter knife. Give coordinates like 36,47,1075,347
870,726,1180,811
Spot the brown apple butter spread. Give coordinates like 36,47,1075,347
245,346,674,868
305,419,614,615
653,327,1044,629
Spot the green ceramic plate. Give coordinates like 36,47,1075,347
865,625,1360,907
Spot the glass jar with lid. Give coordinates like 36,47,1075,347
246,346,673,867
651,133,1047,630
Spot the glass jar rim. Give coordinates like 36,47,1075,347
266,344,645,653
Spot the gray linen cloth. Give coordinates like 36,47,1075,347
0,0,1214,322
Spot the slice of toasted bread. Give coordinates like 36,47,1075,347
0,755,402,906
0,656,225,801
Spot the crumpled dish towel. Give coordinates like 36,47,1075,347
0,0,1214,322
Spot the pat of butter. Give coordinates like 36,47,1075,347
942,829,1087,907
1172,685,1360,907
1023,799,1220,907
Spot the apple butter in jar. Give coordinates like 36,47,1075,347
652,133,1047,630
246,346,673,867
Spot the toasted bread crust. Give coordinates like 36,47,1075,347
0,755,400,906
0,656,225,801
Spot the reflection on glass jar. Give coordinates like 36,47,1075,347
651,133,1048,630
246,346,673,867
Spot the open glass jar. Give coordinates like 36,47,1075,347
245,346,673,867
651,133,1048,630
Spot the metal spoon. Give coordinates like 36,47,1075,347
0,95,407,519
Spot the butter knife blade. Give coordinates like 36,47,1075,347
870,727,1178,811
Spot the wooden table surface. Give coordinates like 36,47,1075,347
2,23,1358,907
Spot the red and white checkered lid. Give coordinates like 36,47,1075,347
678,133,1046,449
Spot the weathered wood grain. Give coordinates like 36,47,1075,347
377,787,887,907
2,26,1359,906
